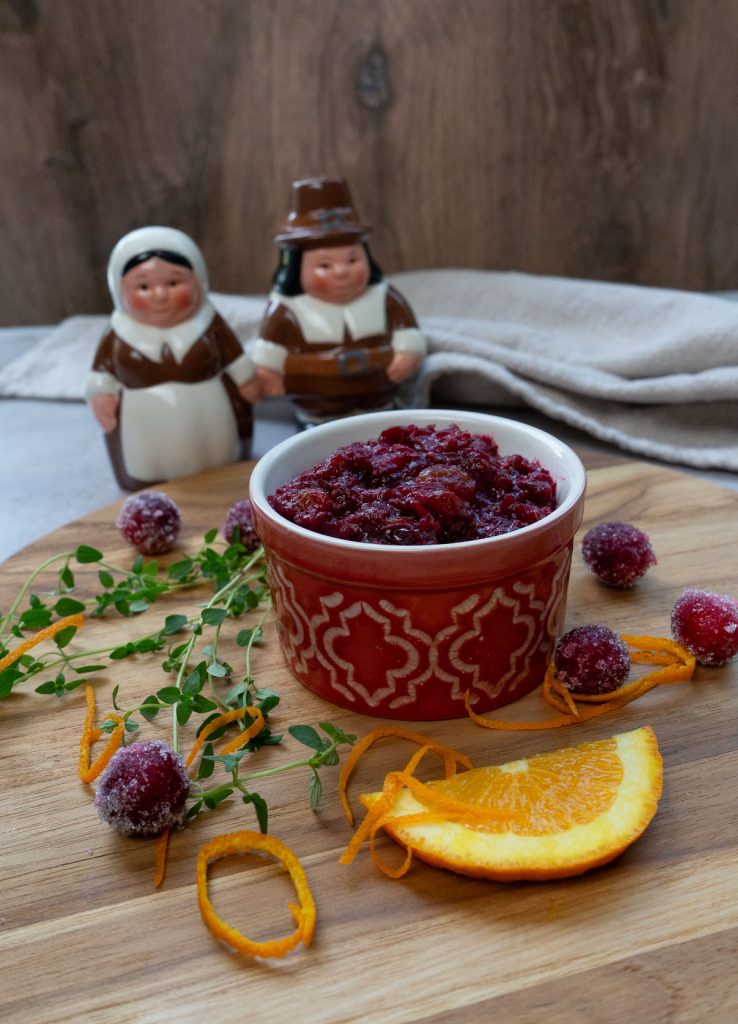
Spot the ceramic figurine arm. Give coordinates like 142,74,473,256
86,331,122,431
89,392,120,432
386,350,423,384
385,285,426,383
212,314,262,403
249,298,303,394
255,366,287,396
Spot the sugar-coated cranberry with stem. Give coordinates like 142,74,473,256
671,588,738,667
116,491,181,555
554,624,630,695
95,739,190,837
581,521,657,588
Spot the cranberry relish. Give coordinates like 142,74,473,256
268,423,558,545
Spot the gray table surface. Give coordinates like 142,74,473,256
1,326,737,565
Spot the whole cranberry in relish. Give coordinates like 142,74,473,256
268,423,558,545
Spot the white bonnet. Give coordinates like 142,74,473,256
107,226,209,309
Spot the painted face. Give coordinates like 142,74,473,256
300,244,370,305
119,257,202,327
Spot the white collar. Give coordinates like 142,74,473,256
110,301,216,362
277,282,387,343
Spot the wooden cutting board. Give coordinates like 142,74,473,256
1,455,737,1024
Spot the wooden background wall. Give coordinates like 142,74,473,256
1,0,737,326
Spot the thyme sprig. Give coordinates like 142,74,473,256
1,527,356,827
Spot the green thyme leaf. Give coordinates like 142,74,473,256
75,544,103,564
201,607,228,626
139,696,161,721
34,680,57,695
54,597,86,616
203,786,233,809
59,565,75,590
196,742,216,780
53,625,78,649
236,626,262,647
19,607,53,630
320,722,358,746
243,792,269,833
156,686,182,705
288,724,324,750
176,701,193,726
309,771,323,810
167,558,194,581
163,614,188,635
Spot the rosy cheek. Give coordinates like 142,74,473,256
172,286,196,310
127,292,152,313
305,272,331,295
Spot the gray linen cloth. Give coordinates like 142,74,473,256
2,269,737,471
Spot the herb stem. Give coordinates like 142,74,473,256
0,551,75,637
171,547,267,753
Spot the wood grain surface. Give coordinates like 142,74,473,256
1,455,737,1024
2,0,738,325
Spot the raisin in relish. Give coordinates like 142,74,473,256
268,423,558,545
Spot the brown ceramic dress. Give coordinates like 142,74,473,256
258,283,420,420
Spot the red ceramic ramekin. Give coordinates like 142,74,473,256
249,410,586,721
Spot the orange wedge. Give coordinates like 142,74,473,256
359,726,662,881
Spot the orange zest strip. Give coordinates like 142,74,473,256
0,613,84,674
154,828,171,889
340,745,446,865
196,831,316,958
185,705,264,770
466,634,696,732
369,815,415,879
543,672,579,716
78,684,125,783
340,770,406,867
341,747,522,875
621,635,695,663
338,726,473,826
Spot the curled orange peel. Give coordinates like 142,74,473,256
340,744,521,877
465,634,696,732
79,684,125,783
153,828,171,889
0,613,84,674
196,831,316,958
185,705,265,771
338,725,472,827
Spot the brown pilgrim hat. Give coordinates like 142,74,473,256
273,176,372,249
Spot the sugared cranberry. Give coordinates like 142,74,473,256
581,521,657,588
554,624,630,694
95,739,190,837
223,498,260,550
116,491,181,555
670,589,738,667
